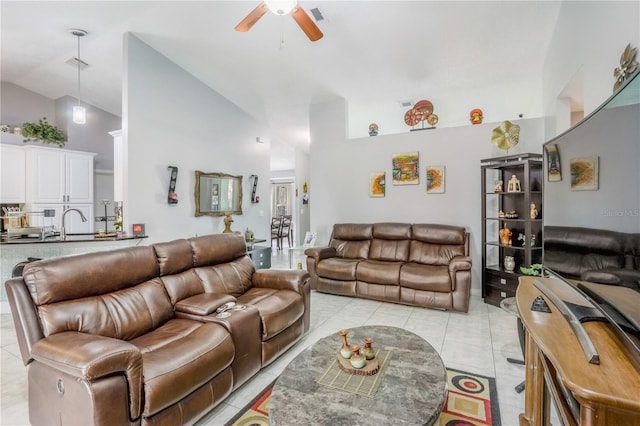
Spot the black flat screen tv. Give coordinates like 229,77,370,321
541,70,640,364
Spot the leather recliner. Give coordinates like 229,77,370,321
305,223,472,312
544,226,640,289
5,233,309,425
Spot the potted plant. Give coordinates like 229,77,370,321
114,220,126,238
22,117,67,147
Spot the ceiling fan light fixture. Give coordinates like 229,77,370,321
265,0,297,15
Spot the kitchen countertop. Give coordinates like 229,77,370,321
1,233,148,244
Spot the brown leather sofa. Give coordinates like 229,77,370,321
5,233,309,426
544,226,640,289
305,223,472,312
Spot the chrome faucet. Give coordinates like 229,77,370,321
60,208,87,240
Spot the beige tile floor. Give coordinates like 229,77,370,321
1,248,528,426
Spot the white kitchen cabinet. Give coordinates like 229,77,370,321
24,146,95,204
0,144,26,203
22,146,95,234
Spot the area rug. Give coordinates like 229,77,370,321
225,368,501,426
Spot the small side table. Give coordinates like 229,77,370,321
500,296,526,393
288,247,307,269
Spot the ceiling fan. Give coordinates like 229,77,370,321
235,0,323,42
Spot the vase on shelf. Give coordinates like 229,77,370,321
339,329,352,359
362,337,375,360
349,345,367,369
504,256,516,272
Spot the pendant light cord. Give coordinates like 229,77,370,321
77,33,81,107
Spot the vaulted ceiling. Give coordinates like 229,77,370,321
1,1,561,169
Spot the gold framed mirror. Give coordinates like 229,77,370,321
194,171,243,217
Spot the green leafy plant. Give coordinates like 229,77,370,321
520,263,546,276
114,220,123,231
22,117,67,147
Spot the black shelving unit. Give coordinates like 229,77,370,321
481,153,543,307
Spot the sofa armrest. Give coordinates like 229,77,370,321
31,331,143,420
252,269,310,295
175,293,236,315
449,256,472,274
5,277,44,366
304,246,337,261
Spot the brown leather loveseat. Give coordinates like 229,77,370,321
544,226,640,289
5,233,309,425
305,223,472,312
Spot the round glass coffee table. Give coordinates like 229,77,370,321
270,325,447,425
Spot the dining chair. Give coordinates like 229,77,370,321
271,217,282,250
279,215,292,248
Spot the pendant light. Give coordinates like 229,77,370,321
70,29,87,124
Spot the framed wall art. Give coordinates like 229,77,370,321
570,156,599,191
369,172,386,197
426,166,445,193
545,143,562,181
303,231,317,248
392,152,419,185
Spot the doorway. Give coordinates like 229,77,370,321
271,182,294,250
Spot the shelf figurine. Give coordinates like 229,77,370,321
507,175,521,192
499,224,512,246
494,179,503,193
530,203,538,219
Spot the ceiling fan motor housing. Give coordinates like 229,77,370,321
265,0,297,15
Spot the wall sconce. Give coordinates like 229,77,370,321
167,166,178,204
250,174,259,203
302,180,309,204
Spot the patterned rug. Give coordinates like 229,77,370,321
226,368,501,426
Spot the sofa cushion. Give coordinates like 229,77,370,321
544,250,622,278
544,226,624,253
411,224,466,246
330,223,372,259
23,246,159,305
237,289,304,340
130,319,234,417
409,241,465,266
193,257,254,297
153,238,194,276
189,233,248,266
356,260,402,285
37,278,174,340
372,223,412,239
317,258,361,280
161,269,205,306
368,223,411,261
400,263,452,292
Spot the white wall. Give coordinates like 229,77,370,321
294,145,310,246
0,83,120,170
308,0,640,298
0,82,55,129
542,1,640,139
348,72,546,138
309,98,545,295
124,33,271,244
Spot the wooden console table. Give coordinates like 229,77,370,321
516,276,640,425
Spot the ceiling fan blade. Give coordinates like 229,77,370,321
235,2,268,32
290,6,323,41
